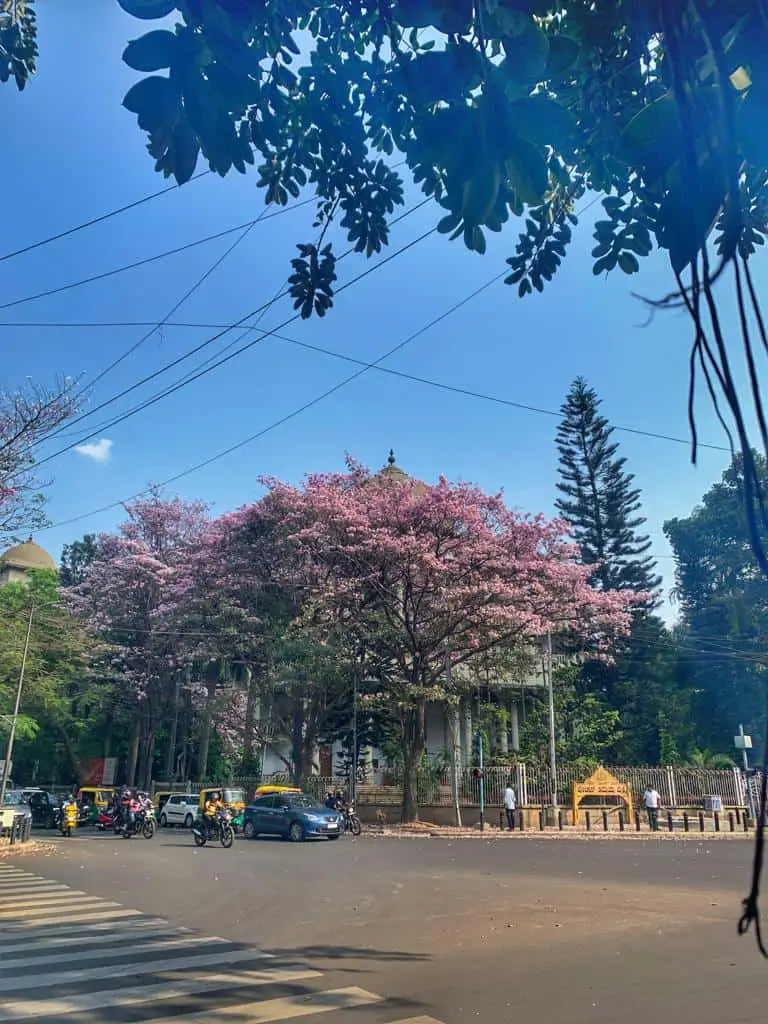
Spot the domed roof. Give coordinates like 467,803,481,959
372,450,427,494
0,538,56,571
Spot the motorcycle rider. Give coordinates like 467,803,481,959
202,791,223,838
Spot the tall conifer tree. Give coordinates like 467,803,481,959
555,377,661,598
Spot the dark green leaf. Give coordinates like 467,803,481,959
123,30,177,72
505,136,548,206
501,19,549,85
117,0,176,19
170,119,199,185
546,34,579,75
617,251,639,274
437,213,460,234
508,94,576,154
122,76,180,133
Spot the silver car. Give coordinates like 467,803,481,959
1,789,33,821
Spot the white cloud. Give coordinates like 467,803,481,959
75,438,113,464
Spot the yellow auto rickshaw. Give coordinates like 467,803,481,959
198,787,246,814
153,790,173,814
76,786,115,812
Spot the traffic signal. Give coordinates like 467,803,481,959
473,768,483,779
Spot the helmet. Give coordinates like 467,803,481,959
210,791,220,800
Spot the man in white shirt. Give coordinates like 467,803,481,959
503,781,517,831
643,787,661,831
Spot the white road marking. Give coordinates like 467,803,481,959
0,945,273,992
0,967,321,1021
0,908,143,929
0,899,120,919
0,883,71,895
0,933,226,970
0,894,100,911
0,924,178,955
146,986,382,1024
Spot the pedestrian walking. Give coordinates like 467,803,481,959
503,779,517,831
643,786,661,831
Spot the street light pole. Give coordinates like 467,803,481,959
0,602,34,807
351,653,360,805
545,631,558,813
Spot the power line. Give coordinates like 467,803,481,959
28,316,727,456
0,171,210,264
0,200,314,313
35,214,435,468
31,197,430,453
39,262,497,531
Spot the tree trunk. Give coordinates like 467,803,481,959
140,727,156,791
291,702,305,786
241,666,259,774
126,715,140,787
197,683,215,783
165,672,181,781
399,700,426,823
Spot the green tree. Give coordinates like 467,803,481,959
556,378,660,597
554,378,691,763
0,569,95,783
59,534,98,588
664,454,768,756
518,665,621,766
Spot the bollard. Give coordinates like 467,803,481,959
698,811,705,832
619,811,624,832
635,810,641,832
714,811,720,832
558,810,563,831
667,810,673,832
499,810,504,831
729,811,735,832
736,808,742,826
538,810,544,831
744,814,751,832
517,810,523,831
585,811,591,831
9,817,15,846
683,812,689,832
601,810,608,832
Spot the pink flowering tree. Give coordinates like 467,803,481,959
168,505,358,785
255,461,640,821
69,489,209,789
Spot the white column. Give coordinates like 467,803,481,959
499,706,509,755
460,699,473,766
509,701,520,753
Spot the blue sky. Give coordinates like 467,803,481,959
2,3,740,617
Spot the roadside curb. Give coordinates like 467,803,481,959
366,826,753,841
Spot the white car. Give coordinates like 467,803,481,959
158,793,199,828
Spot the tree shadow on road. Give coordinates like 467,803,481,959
267,944,431,963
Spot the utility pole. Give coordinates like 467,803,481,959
0,602,34,807
351,659,359,806
737,723,757,821
545,631,558,814
444,642,462,828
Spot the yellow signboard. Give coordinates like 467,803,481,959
572,765,633,821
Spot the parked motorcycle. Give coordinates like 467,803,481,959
59,801,78,837
192,807,234,849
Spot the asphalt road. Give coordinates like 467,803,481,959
3,828,768,1024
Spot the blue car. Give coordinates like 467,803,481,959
243,793,342,842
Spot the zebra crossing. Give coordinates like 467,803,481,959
0,864,443,1024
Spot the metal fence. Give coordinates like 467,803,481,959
154,764,749,808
